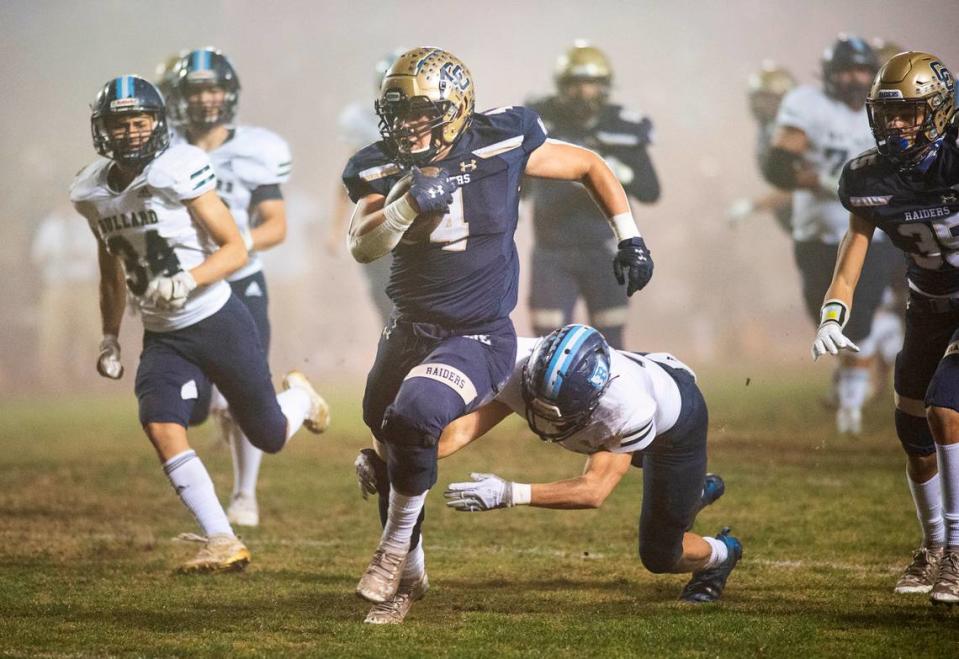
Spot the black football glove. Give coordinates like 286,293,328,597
408,166,455,215
613,237,654,296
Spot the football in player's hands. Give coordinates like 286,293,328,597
385,166,450,243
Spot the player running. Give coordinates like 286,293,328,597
70,75,327,572
810,51,959,605
343,48,654,616
169,47,307,527
764,35,899,435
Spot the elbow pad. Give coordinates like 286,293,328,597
762,147,804,190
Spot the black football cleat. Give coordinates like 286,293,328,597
680,527,742,603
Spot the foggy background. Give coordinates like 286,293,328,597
2,0,958,394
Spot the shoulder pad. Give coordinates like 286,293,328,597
341,143,397,202
473,105,548,157
776,85,824,130
69,159,110,203
147,144,216,200
230,126,293,185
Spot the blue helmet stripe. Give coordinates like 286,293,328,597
202,49,211,70
542,325,593,398
123,75,132,98
114,77,121,98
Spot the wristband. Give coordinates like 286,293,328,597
819,299,849,329
609,212,640,242
510,482,532,506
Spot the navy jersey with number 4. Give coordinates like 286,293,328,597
839,134,959,297
342,106,548,328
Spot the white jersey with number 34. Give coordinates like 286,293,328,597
69,143,231,332
775,85,875,244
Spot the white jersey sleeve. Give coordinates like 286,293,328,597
775,85,821,135
147,144,217,201
231,127,293,186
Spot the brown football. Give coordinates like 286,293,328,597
385,166,446,243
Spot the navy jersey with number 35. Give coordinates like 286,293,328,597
839,134,959,298
342,106,548,327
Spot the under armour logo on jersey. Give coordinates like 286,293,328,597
245,281,263,297
464,334,491,346
459,159,477,173
942,193,958,205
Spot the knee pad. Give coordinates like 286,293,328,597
895,409,936,456
638,537,682,574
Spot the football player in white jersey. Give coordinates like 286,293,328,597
763,35,900,434
355,325,734,623
170,48,299,527
70,75,328,572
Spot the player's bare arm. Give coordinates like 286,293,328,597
248,199,287,251
530,450,633,509
437,400,513,459
184,188,248,286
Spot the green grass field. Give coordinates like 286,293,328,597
2,368,958,657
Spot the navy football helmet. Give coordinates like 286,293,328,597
90,75,170,168
822,35,879,107
174,47,241,129
522,324,613,442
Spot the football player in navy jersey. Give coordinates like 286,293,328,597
525,42,660,349
169,47,317,529
71,76,327,572
342,47,654,609
811,52,959,604
356,325,735,622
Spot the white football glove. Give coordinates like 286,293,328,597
811,322,860,360
444,473,515,512
96,334,123,379
143,271,197,310
726,198,754,227
354,449,379,500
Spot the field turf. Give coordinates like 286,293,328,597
2,368,958,657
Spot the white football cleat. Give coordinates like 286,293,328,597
356,547,407,603
176,533,250,574
364,571,430,624
227,493,259,528
283,370,330,434
836,406,862,435
894,546,942,594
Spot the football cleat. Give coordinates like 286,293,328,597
680,527,742,603
930,550,959,605
356,548,407,603
894,545,942,594
698,473,726,512
282,370,330,434
176,533,250,574
364,571,430,624
226,493,259,528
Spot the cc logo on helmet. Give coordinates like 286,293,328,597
440,63,471,94
930,61,954,90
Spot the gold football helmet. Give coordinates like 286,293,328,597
866,51,956,167
554,41,613,121
375,47,475,165
747,61,796,123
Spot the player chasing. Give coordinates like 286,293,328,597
810,51,959,605
342,48,654,622
525,42,660,349
70,75,328,573
764,35,900,435
167,47,305,528
357,324,737,623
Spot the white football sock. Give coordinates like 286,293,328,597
935,443,959,549
380,490,428,555
907,471,944,548
163,450,233,538
229,423,263,499
402,537,426,581
701,536,729,570
837,366,870,410
277,387,311,441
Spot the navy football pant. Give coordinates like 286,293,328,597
188,271,270,426
529,244,627,349
135,294,287,453
894,295,959,455
363,315,517,494
630,363,709,573
793,238,899,343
